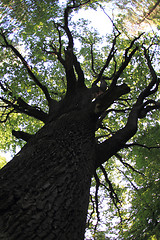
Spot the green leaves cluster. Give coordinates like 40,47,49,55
0,155,7,169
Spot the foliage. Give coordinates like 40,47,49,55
113,0,160,33
121,125,160,240
0,156,7,169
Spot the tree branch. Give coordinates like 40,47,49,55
115,153,144,176
73,54,85,88
95,42,159,167
95,103,141,168
93,83,130,115
0,96,48,123
136,47,159,105
0,79,48,123
110,33,144,88
43,21,66,67
125,142,160,150
12,130,34,142
94,172,100,222
93,33,120,86
87,195,95,228
139,0,160,23
100,165,120,204
99,165,122,222
90,43,98,76
0,30,52,105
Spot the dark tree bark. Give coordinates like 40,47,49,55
0,108,97,240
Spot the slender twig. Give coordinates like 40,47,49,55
136,46,159,105
139,0,160,24
125,142,160,150
94,172,100,221
87,194,95,228
100,165,120,204
93,33,120,86
115,153,144,176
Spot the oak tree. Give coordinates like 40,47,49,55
0,0,159,239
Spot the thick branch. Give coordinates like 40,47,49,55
0,79,48,123
64,7,74,49
64,49,77,94
0,96,48,123
73,54,85,87
16,97,48,123
12,130,34,142
93,83,130,115
95,104,141,168
96,47,159,167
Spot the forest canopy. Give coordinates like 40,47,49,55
0,0,160,239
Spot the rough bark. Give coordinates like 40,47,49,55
0,110,96,240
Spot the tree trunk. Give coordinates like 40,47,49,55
0,110,96,240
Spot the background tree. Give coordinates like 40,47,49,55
0,0,159,239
